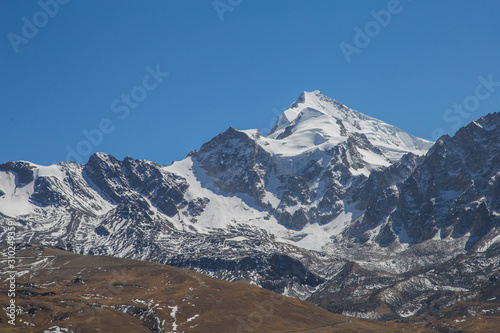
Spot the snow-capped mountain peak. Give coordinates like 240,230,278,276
268,91,433,162
268,90,345,136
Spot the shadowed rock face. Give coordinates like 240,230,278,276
0,161,35,186
167,252,325,294
191,127,273,209
31,176,68,207
345,112,500,248
82,153,190,217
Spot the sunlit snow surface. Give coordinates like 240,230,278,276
267,91,432,161
0,169,35,216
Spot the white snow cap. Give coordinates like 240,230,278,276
267,90,433,161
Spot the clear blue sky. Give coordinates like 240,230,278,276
1,0,500,165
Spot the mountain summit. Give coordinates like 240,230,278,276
268,90,432,161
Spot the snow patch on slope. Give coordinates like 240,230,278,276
0,170,35,216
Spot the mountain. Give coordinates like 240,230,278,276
268,90,431,162
1,91,500,325
1,244,424,333
309,112,500,320
336,112,500,251
166,90,432,244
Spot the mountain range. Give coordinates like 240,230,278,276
1,91,500,328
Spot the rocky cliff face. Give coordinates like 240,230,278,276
344,112,500,250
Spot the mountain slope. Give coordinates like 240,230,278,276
0,244,424,333
342,112,500,250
